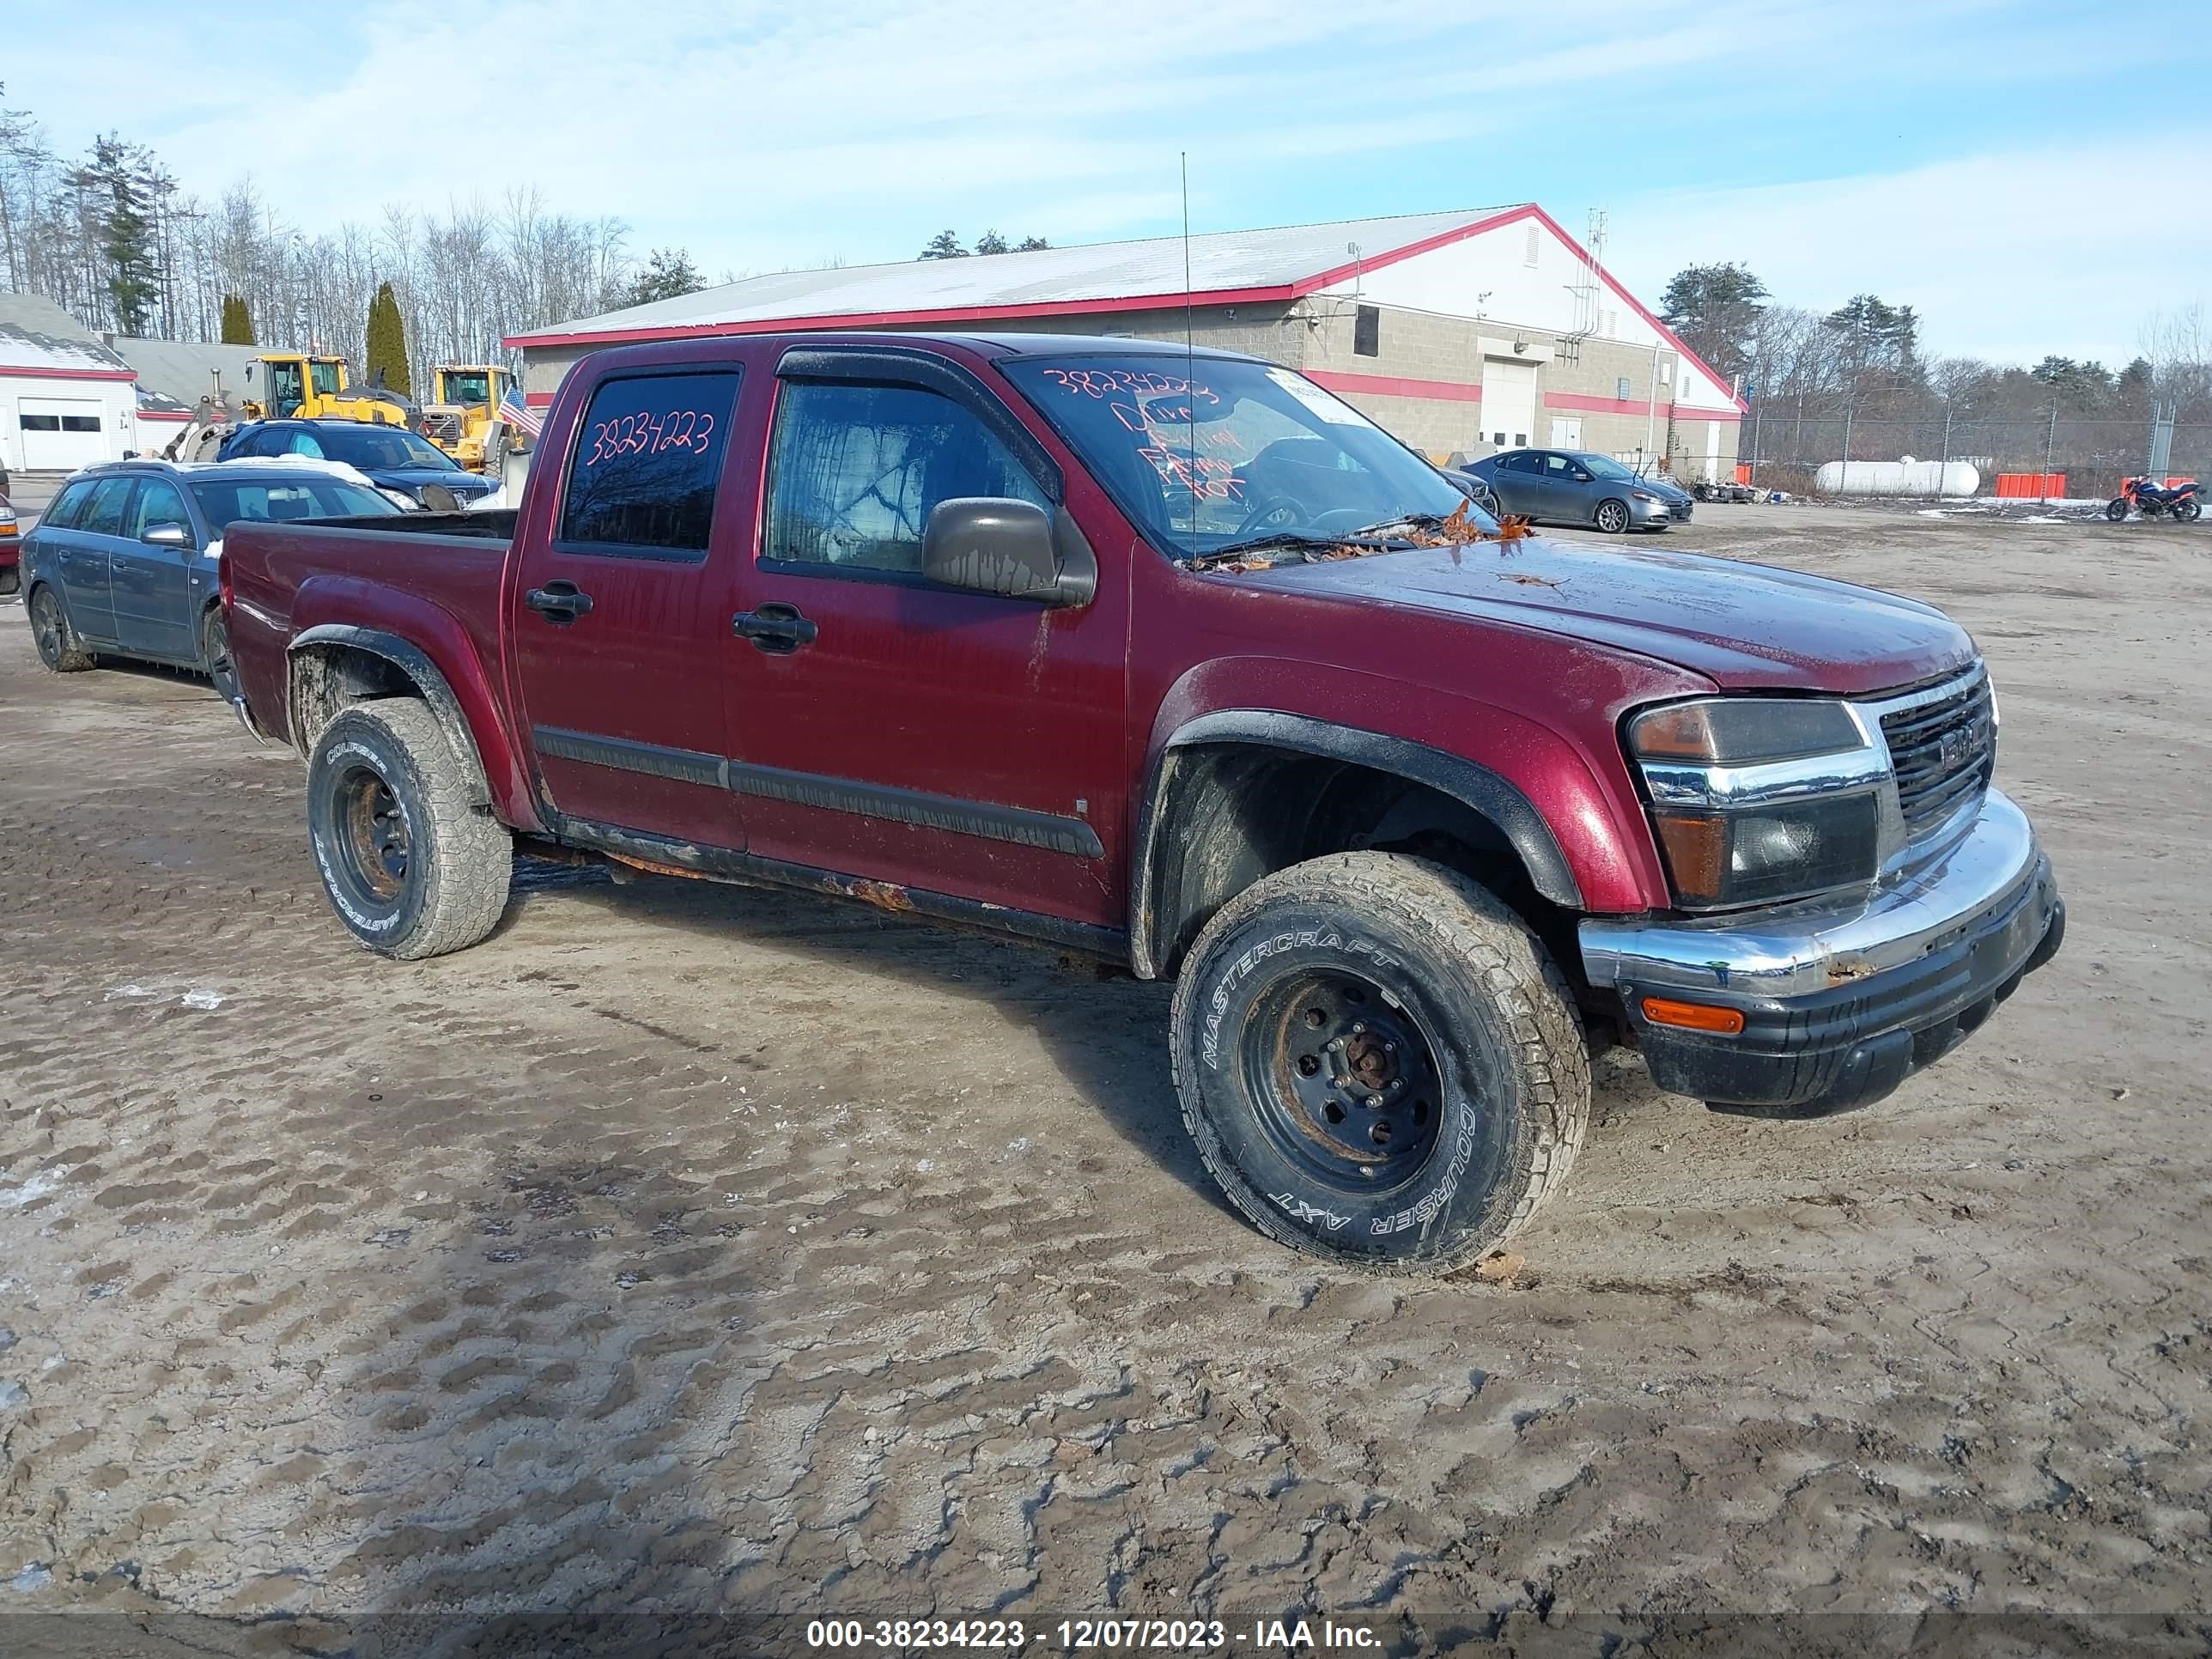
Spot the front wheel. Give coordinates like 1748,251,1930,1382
1594,499,1630,533
2106,499,2130,522
306,700,512,959
28,585,94,672
1168,852,1590,1273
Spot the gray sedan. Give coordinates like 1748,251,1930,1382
1459,447,1692,533
23,459,398,700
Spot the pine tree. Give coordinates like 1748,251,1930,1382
363,280,410,396
917,229,966,261
220,293,255,344
625,247,704,306
67,135,160,333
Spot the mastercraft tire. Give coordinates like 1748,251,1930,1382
306,700,512,960
1168,852,1590,1273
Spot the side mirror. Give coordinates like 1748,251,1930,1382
143,522,193,547
1572,470,1594,483
921,497,1097,607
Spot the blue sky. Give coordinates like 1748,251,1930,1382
8,0,2203,365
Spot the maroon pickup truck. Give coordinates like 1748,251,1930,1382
224,332,2064,1273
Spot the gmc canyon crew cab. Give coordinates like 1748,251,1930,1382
223,332,2065,1273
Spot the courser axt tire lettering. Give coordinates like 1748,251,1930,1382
305,699,512,960
1167,851,1590,1273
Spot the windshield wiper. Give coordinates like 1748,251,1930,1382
1191,528,1417,568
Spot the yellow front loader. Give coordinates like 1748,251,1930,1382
422,364,514,474
242,353,418,427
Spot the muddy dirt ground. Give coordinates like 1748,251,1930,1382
2,504,2209,1656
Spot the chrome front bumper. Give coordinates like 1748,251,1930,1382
1579,788,2064,1112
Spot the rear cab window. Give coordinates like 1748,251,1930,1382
556,370,742,558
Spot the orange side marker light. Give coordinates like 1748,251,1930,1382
1642,997,1747,1036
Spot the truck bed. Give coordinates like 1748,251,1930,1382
225,512,519,757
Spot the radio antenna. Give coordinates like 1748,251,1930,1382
1182,151,1198,553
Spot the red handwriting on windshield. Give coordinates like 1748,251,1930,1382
585,409,715,465
1040,368,1243,500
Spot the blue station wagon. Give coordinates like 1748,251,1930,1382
22,460,399,699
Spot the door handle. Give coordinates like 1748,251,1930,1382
526,580,594,624
733,603,817,653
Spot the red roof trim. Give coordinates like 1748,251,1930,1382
1287,204,1535,298
1,363,137,383
1306,369,1481,404
136,408,192,421
504,285,1303,350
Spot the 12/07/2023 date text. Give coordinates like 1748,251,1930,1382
805,1617,1382,1650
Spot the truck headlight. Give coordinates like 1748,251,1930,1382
1626,697,1887,909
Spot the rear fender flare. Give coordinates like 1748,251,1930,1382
1129,709,1584,979
286,623,528,824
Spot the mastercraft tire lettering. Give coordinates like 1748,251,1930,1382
1168,852,1590,1273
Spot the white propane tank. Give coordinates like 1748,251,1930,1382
1815,459,1981,497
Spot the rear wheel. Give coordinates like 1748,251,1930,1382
29,585,94,672
2106,499,2129,522
2178,498,2202,523
1168,852,1589,1273
306,700,512,959
1594,498,1630,533
198,604,238,704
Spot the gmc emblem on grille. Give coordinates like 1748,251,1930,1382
1936,726,1982,771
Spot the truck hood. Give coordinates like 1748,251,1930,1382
1247,535,1974,695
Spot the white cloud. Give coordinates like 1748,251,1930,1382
1604,131,2212,367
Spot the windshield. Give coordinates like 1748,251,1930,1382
310,360,343,397
319,426,459,471
1003,356,1491,556
441,370,493,405
191,476,400,526
1575,453,1639,481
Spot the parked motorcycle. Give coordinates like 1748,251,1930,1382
2107,475,2203,522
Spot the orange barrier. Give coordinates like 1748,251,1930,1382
1994,473,2066,498
1733,464,1753,485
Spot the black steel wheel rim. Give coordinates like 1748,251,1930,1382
31,588,64,664
1238,966,1445,1193
337,765,411,902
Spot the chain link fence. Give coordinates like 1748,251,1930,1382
1736,412,2210,500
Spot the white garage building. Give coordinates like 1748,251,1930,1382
0,292,143,475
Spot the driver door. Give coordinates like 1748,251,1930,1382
725,349,1131,927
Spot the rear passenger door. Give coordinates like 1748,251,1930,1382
1487,452,1543,518
507,365,748,850
112,477,199,661
56,477,134,645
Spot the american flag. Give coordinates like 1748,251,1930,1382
498,386,544,438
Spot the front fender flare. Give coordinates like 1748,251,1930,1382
1128,709,1584,979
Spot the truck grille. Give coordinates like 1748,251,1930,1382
1880,668,1996,836
422,412,463,442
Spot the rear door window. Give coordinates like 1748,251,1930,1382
557,370,742,556
78,478,137,537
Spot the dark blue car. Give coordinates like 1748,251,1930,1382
219,419,499,508
23,460,398,700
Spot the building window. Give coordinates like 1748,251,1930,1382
1616,376,1632,402
557,369,742,556
1352,305,1380,358
20,414,60,431
61,415,101,432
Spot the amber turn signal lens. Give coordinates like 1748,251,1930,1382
1642,997,1747,1035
